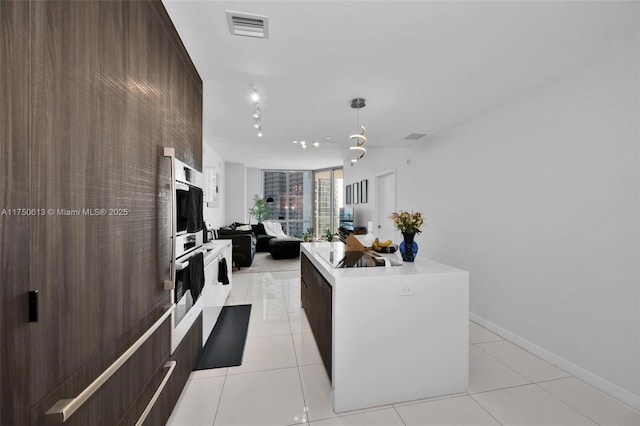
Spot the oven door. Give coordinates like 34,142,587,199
176,187,189,233
175,231,203,259
173,245,203,326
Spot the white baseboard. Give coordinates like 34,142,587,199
469,312,640,412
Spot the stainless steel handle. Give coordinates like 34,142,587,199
164,147,176,290
44,304,176,423
134,360,177,426
175,246,209,271
175,260,190,271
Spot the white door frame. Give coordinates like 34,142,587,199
374,169,397,239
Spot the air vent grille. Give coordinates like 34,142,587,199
403,133,427,140
226,11,269,39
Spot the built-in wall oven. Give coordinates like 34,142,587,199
164,148,205,351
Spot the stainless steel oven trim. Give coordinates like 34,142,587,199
175,231,203,260
163,147,176,290
175,244,207,271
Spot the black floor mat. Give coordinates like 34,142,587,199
194,304,252,370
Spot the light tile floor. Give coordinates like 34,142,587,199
167,270,640,426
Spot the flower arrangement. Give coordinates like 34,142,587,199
389,211,424,234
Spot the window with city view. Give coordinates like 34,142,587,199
263,168,343,240
314,168,343,239
263,170,313,237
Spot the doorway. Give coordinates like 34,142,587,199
375,170,397,242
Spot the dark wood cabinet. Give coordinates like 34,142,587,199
1,0,203,423
301,253,333,378
0,1,31,425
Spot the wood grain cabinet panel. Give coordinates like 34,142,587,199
0,0,203,423
301,254,333,378
0,1,31,425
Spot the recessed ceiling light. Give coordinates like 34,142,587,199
257,131,263,137
292,140,298,144
325,136,331,140
313,142,320,148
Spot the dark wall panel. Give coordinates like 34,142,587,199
150,0,202,170
13,0,204,423
0,2,31,424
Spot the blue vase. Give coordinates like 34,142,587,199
400,232,418,262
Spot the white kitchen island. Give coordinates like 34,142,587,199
300,242,469,413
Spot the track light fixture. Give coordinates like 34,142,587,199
250,86,260,103
250,85,263,138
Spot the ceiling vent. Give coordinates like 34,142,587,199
403,133,427,140
226,11,269,39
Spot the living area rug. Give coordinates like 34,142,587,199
234,252,300,274
194,304,252,370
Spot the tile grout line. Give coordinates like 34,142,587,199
470,381,545,396
532,380,607,425
466,392,505,426
472,342,537,384
210,372,228,426
286,273,312,424
391,404,408,426
473,339,573,384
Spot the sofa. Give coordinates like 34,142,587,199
216,222,256,268
251,223,275,252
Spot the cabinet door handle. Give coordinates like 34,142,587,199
29,290,39,322
135,361,176,426
44,305,175,423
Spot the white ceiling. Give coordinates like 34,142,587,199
163,0,638,170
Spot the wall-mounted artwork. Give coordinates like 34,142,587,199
346,184,352,205
204,167,220,208
360,179,368,203
353,182,359,204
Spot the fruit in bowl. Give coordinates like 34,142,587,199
371,238,397,253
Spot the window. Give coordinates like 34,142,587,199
263,170,313,237
263,168,343,240
314,168,343,239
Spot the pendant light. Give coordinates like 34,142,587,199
349,98,367,163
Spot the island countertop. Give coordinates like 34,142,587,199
301,241,468,285
300,242,469,412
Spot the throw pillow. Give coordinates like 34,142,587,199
236,224,252,231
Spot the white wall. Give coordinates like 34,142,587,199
346,46,640,409
246,167,263,223
202,139,226,228
344,147,411,230
225,162,247,224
